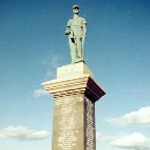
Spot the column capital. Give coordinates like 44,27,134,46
42,75,105,102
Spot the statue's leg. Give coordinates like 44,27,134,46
69,38,76,63
76,38,83,60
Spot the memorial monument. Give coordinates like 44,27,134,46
42,5,106,150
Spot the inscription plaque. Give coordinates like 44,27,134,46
52,95,84,150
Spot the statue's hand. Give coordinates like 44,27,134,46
71,38,75,43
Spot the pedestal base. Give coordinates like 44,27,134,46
42,62,105,150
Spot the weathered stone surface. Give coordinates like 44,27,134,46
52,95,84,150
84,97,96,150
42,63,105,150
57,62,94,79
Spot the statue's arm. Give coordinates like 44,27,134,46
65,20,71,35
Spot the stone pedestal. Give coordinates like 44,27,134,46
42,62,105,150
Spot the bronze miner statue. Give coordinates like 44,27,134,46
65,5,87,64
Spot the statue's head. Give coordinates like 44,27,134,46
72,5,79,14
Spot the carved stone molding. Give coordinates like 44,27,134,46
42,75,105,102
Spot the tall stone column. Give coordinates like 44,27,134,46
42,62,105,150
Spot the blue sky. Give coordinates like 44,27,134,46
0,0,150,150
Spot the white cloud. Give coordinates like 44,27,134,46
34,89,49,98
108,106,150,126
50,55,61,68
45,70,55,78
96,132,117,142
97,132,150,150
43,54,61,79
112,133,150,150
43,54,61,68
0,126,50,141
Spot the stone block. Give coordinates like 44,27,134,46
57,62,94,79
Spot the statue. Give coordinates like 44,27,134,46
65,5,87,64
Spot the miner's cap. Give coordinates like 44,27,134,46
72,5,79,9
